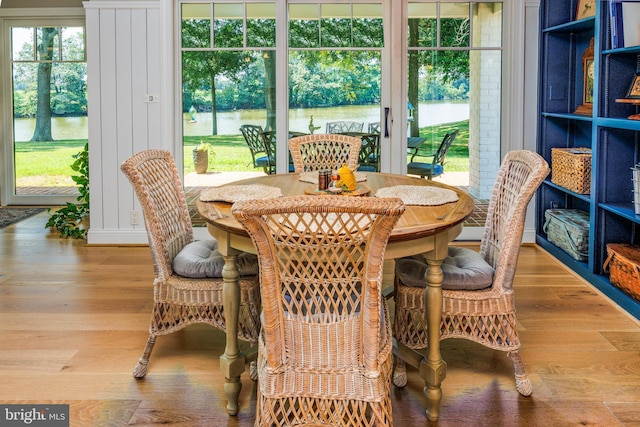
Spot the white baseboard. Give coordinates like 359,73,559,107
456,226,537,243
87,229,149,245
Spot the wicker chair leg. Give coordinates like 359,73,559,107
509,351,533,396
133,335,156,378
392,357,408,387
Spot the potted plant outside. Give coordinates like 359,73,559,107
193,142,212,174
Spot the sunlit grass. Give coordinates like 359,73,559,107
14,119,470,185
15,140,84,186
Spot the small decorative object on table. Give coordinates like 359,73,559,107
551,147,592,194
328,170,341,193
335,164,358,191
318,169,329,191
604,243,640,302
543,209,590,261
305,166,370,196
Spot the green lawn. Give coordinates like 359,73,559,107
15,139,87,186
183,119,470,173
14,119,470,185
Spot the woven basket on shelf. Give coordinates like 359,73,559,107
551,147,591,194
604,243,640,302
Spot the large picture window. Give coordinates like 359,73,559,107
177,1,502,200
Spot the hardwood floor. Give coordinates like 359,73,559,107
2,212,640,426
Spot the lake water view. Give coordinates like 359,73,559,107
13,102,468,141
14,116,89,142
183,102,469,136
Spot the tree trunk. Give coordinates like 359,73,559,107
31,27,58,142
408,20,420,139
263,51,276,131
210,73,218,136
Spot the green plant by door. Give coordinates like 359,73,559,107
45,142,89,239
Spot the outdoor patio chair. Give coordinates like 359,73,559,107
325,120,364,134
393,150,550,396
240,124,270,173
344,132,381,172
262,130,297,174
120,149,261,378
288,133,361,172
232,195,405,427
406,129,458,179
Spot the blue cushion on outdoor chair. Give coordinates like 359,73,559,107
395,246,494,291
173,239,259,278
406,162,443,177
255,155,270,168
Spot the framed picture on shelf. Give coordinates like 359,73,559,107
626,73,640,99
575,0,596,20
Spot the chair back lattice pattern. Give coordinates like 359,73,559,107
288,133,361,172
120,149,193,281
240,124,268,168
233,195,404,427
325,120,364,134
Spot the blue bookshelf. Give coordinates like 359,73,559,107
537,0,640,320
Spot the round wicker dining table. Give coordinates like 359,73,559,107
196,172,474,422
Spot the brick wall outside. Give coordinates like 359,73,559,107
468,3,502,199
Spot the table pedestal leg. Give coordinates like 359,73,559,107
421,257,446,421
220,253,244,416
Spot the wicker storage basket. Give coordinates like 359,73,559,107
543,209,590,261
604,243,640,302
551,147,592,194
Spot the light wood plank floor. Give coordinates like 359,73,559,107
2,212,640,426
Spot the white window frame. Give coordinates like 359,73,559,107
0,8,85,206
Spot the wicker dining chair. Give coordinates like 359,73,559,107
232,195,405,427
393,150,550,396
120,149,261,378
288,133,361,173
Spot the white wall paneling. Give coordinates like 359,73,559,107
85,1,163,244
